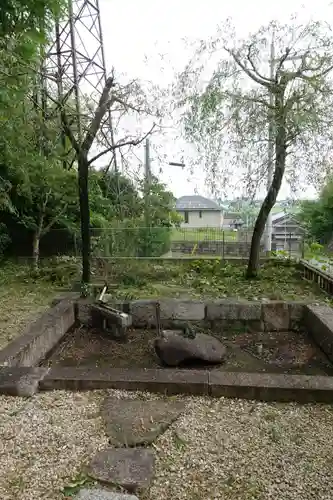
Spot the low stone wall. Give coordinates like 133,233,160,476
1,298,333,402
304,305,333,363
0,299,76,367
76,298,306,333
37,366,333,403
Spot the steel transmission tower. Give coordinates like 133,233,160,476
43,0,117,169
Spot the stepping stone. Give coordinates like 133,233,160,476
101,397,185,446
88,448,155,492
75,489,139,500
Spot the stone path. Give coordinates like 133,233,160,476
74,396,185,499
101,397,185,446
89,448,155,492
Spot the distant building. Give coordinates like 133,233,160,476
176,195,224,228
222,212,244,229
271,212,304,252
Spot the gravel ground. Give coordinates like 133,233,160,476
0,391,108,500
1,391,333,500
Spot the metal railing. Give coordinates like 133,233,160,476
301,259,333,295
15,226,304,260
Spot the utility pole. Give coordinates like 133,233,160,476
264,34,275,253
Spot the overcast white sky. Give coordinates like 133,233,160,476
96,0,332,200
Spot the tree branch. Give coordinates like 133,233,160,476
88,124,156,166
246,44,273,83
61,109,80,154
226,48,271,88
81,74,116,153
41,204,69,236
275,47,292,75
225,90,274,109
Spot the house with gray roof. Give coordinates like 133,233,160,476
271,211,304,252
176,195,224,228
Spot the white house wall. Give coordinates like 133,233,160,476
178,210,223,229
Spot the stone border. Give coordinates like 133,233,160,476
77,298,307,332
37,367,333,403
0,299,76,367
1,297,333,404
1,365,333,402
304,304,333,363
0,367,49,397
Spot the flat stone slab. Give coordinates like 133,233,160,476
75,489,138,500
0,367,48,397
101,397,185,446
88,448,155,492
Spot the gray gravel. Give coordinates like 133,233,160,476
0,390,108,500
1,390,333,499
149,397,333,500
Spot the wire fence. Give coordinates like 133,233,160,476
22,226,305,260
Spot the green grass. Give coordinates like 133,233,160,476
0,258,329,353
171,228,238,242
0,262,65,350
98,258,330,303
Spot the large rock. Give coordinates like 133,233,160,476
75,490,138,500
154,331,226,366
101,397,185,446
88,448,155,492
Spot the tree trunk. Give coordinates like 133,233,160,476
78,154,91,284
32,230,41,271
246,120,287,278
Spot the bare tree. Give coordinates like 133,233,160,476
176,19,333,276
48,72,158,284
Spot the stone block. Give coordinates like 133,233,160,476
262,301,290,331
130,299,205,327
0,367,48,397
130,300,157,327
0,300,75,367
206,300,261,321
40,367,210,396
159,299,205,321
209,371,333,403
288,302,306,330
304,305,333,362
76,297,95,326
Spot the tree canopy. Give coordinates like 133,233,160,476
0,0,176,275
176,18,333,275
299,179,333,245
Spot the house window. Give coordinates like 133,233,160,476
199,210,202,218
184,211,189,223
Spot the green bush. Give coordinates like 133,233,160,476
36,256,80,284
91,223,172,258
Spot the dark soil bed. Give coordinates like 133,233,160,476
41,326,333,376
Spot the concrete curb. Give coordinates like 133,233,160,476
36,366,333,403
0,299,76,367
